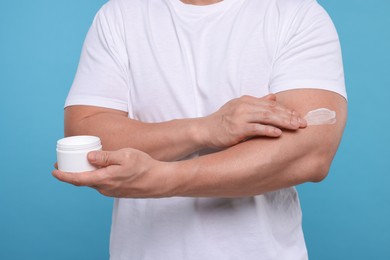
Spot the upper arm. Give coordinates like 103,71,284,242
65,2,130,120
275,88,347,181
64,105,128,137
265,2,347,181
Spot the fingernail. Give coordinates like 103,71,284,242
299,118,306,125
88,151,98,162
274,128,282,135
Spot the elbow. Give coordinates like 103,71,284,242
309,160,330,183
302,139,341,183
306,153,333,183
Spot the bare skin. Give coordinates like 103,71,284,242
65,94,306,161
53,89,347,198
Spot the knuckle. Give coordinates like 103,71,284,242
265,126,276,135
291,109,300,117
289,115,299,127
122,149,136,162
100,152,110,166
226,99,236,107
247,124,260,135
267,100,277,108
240,95,251,101
123,151,132,160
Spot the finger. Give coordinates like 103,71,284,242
237,96,294,118
52,168,107,187
53,162,58,169
88,150,123,167
239,95,295,120
263,99,299,117
245,124,282,137
246,100,306,127
269,110,306,128
244,97,296,118
248,110,305,130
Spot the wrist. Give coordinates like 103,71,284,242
157,159,198,197
188,117,211,149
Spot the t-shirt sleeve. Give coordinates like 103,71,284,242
65,1,130,112
269,0,347,99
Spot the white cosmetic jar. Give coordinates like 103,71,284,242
56,135,102,172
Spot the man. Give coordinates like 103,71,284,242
53,0,347,259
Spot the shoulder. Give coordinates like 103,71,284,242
89,0,138,40
269,0,326,20
92,0,146,25
96,0,154,25
97,0,144,17
264,0,335,37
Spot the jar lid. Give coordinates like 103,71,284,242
57,136,101,151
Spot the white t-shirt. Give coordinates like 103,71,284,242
66,0,346,259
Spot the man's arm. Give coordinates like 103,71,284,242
65,106,204,161
64,94,305,162
53,88,347,198
168,89,347,197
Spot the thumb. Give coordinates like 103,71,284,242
88,150,122,167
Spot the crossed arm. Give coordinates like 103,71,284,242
64,94,305,161
53,89,347,198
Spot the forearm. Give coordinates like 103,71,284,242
164,90,347,197
65,95,304,162
53,123,338,198
65,106,204,161
167,130,324,197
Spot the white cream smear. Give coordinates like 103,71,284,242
304,108,336,126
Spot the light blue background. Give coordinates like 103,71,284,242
0,0,389,259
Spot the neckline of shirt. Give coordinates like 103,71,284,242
168,0,238,15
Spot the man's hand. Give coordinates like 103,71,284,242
52,149,171,198
200,94,307,149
